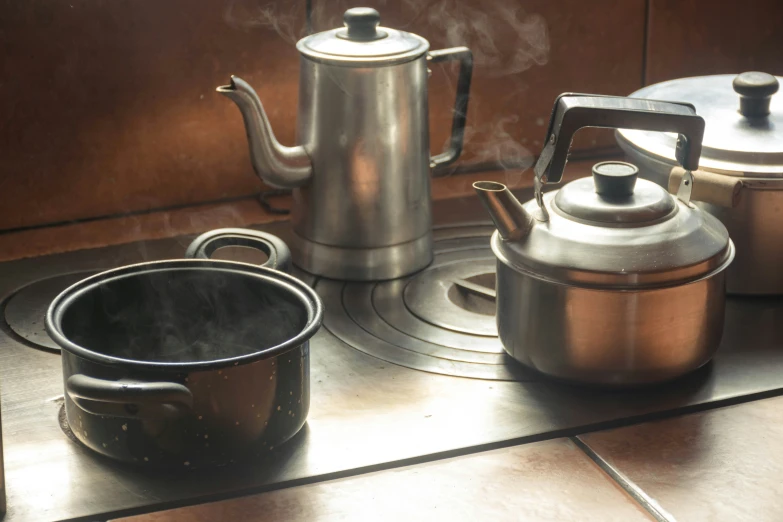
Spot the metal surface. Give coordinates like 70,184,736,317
701,193,783,294
485,96,726,287
319,225,531,381
291,54,430,245
0,394,4,518
60,344,310,469
298,8,429,66
288,229,433,282
4,272,100,352
616,73,783,295
219,8,473,280
675,168,694,205
495,258,727,385
216,77,313,189
475,184,732,288
475,164,733,383
403,259,496,336
617,73,783,176
2,198,783,521
554,174,675,224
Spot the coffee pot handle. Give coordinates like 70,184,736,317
428,47,473,170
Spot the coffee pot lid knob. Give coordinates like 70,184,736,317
341,8,386,41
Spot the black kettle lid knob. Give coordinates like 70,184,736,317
341,7,385,41
733,71,779,118
592,161,639,198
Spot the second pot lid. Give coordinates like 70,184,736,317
492,162,734,289
617,72,783,176
297,8,429,66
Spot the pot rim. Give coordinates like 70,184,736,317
45,259,323,371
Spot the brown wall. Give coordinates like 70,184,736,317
0,0,781,232
645,0,783,84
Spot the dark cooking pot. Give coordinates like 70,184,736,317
45,229,323,468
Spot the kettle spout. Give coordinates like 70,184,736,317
217,76,313,189
473,181,535,241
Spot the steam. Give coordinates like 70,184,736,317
62,270,308,363
414,0,549,77
417,0,550,176
223,0,308,45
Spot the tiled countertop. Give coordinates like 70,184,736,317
116,438,654,522
579,396,783,521
118,395,783,522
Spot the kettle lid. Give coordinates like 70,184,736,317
297,8,429,66
554,161,677,225
491,161,734,289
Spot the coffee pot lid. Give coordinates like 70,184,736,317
297,8,429,66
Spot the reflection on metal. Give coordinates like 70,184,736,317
404,259,497,336
317,225,538,381
452,276,497,302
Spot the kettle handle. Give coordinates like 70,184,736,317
533,94,706,185
428,47,473,171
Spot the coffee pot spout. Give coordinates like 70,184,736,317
217,76,313,188
473,181,535,241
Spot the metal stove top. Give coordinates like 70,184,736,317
320,223,535,381
2,194,783,521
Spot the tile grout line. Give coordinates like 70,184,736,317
570,436,676,522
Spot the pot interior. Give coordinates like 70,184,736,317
59,268,309,363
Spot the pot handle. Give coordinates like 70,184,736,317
668,167,744,208
428,47,473,171
66,374,194,420
184,228,292,273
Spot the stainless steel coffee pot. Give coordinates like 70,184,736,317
218,7,473,280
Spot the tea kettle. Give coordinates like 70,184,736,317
218,7,473,280
473,95,734,385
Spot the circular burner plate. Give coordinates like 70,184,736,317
404,258,497,336
317,224,539,382
3,271,100,352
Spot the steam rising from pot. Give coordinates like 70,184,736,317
60,269,309,364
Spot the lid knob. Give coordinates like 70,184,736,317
733,71,779,118
592,161,639,198
339,7,386,41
